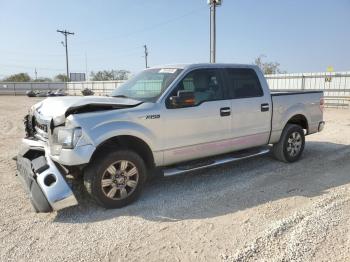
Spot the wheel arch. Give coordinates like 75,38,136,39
91,135,155,170
286,114,309,133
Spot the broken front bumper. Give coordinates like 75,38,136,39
16,138,78,212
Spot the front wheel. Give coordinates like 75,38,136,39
84,150,147,209
273,124,305,163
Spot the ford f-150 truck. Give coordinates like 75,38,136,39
16,63,325,212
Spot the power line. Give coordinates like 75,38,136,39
0,64,65,71
1,49,83,58
2,7,207,75
2,44,142,59
87,49,142,61
57,29,75,81
85,46,141,58
76,7,207,45
2,8,207,73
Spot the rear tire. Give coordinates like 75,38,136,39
84,150,147,209
273,124,305,163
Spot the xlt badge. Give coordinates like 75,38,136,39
145,114,160,119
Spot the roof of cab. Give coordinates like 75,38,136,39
150,63,260,70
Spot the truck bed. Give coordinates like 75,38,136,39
270,90,323,96
269,90,324,144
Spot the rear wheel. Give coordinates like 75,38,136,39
84,150,147,208
273,124,305,163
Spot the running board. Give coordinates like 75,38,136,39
163,147,270,177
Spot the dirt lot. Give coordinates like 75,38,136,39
0,96,350,262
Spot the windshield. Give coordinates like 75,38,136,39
111,68,183,102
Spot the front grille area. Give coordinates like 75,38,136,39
24,114,49,140
24,114,35,137
34,119,48,133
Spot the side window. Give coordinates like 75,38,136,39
225,68,264,99
168,69,225,106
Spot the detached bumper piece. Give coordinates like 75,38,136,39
16,146,78,213
318,121,325,132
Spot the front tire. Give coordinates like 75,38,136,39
273,124,305,163
84,150,147,209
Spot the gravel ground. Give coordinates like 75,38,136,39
0,96,350,262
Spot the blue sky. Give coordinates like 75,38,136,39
1,0,349,79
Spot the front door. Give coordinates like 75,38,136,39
162,68,232,165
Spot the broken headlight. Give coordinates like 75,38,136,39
52,127,82,150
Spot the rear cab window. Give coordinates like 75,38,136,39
224,68,264,99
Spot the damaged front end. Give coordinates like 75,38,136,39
16,138,78,212
16,96,143,212
16,107,82,212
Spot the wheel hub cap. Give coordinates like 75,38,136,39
287,132,302,157
101,160,139,200
115,176,125,185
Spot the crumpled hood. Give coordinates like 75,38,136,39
32,96,142,125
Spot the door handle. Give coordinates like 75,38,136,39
261,103,269,112
220,107,231,116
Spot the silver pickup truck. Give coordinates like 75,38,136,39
16,63,325,212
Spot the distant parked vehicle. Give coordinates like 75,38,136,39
26,89,66,97
81,88,94,96
48,89,66,97
25,90,38,97
35,91,49,97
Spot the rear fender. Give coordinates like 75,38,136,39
270,103,310,144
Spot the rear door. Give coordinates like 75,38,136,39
224,68,272,149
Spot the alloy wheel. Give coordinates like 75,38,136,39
287,131,302,157
101,160,139,200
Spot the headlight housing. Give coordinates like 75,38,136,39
52,127,82,150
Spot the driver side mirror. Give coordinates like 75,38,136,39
169,90,195,108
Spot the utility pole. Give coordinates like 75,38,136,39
85,52,88,81
208,0,222,63
57,29,74,81
34,68,37,80
143,44,149,68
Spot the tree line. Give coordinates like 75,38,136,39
0,70,131,82
0,56,284,82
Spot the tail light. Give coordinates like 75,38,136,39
320,98,325,111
